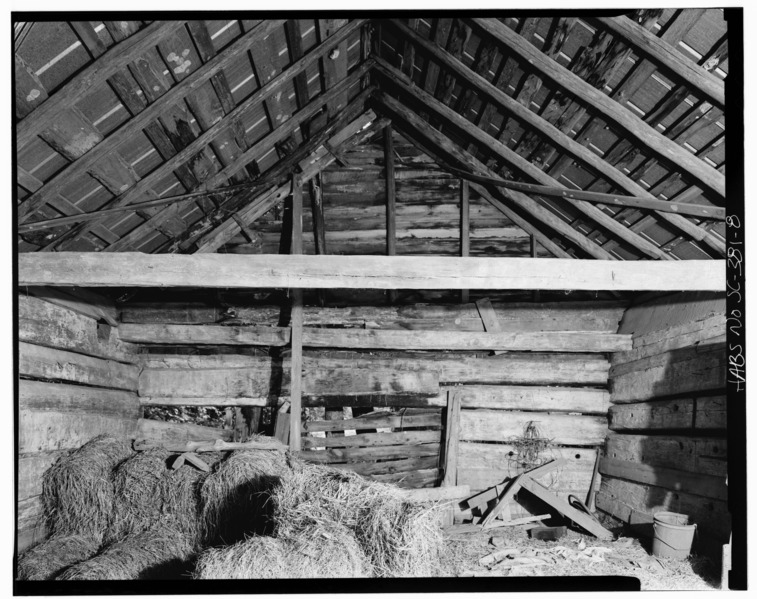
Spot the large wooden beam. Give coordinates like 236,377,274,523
117,323,630,351
591,16,724,109
468,17,724,202
301,328,631,352
18,253,726,291
384,22,721,251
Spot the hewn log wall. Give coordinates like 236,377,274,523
130,299,621,491
17,293,141,552
597,292,729,548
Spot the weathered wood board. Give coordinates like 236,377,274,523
136,418,232,444
600,457,727,501
612,313,726,365
609,395,726,431
296,443,441,463
454,385,610,414
121,300,627,332
302,429,441,449
118,323,290,346
23,286,118,327
605,433,727,478
329,456,439,477
459,410,608,446
610,349,726,402
371,467,440,489
300,328,631,352
139,365,440,404
302,411,441,432
20,342,139,391
18,450,68,499
18,253,726,291
19,294,135,361
19,380,141,419
19,410,138,453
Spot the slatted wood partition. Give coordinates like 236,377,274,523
17,292,141,552
597,292,729,549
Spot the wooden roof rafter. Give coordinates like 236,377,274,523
374,58,673,260
14,14,732,261
100,60,374,253
384,18,724,259
23,20,367,253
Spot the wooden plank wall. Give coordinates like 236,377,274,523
17,293,141,552
597,292,729,548
127,299,623,491
216,129,546,257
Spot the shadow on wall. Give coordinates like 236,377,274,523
629,342,729,556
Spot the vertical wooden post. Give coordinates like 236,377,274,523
309,174,327,307
531,234,541,303
442,388,461,487
384,125,397,304
289,173,304,452
460,178,470,304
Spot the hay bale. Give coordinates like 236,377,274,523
193,521,371,579
57,527,194,581
108,449,169,541
17,535,101,581
272,458,445,577
109,449,225,546
42,435,132,540
200,449,289,545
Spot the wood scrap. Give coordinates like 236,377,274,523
486,514,550,528
134,437,287,453
518,475,613,539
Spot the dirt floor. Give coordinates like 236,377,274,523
438,521,722,590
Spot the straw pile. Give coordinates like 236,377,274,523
41,435,133,540
270,457,445,577
200,449,289,544
17,535,101,581
57,527,195,581
108,449,225,546
194,521,371,579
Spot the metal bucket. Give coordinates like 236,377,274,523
652,511,696,560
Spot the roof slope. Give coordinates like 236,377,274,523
15,13,730,259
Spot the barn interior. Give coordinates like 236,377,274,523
15,12,736,588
